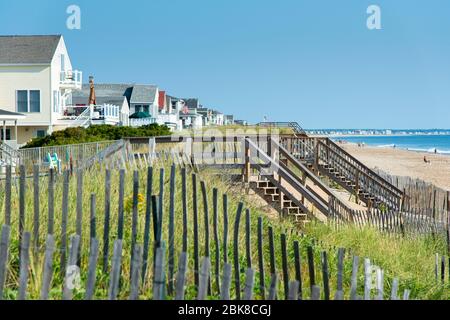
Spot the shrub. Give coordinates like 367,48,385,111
22,124,171,148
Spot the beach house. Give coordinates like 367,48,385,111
0,35,83,145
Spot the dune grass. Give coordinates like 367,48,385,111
0,158,447,300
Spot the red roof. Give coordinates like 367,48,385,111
158,90,166,110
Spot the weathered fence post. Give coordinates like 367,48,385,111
142,166,153,283
198,257,211,300
181,168,188,253
364,258,372,300
334,248,345,300
307,246,316,291
293,240,303,300
90,194,96,247
257,217,265,299
280,234,289,300
321,251,330,300
0,225,11,300
200,180,211,294
18,232,31,300
60,170,70,276
233,202,244,300
153,242,166,300
376,267,384,300
220,263,232,300
288,281,300,300
33,164,40,252
390,278,399,300
85,238,100,300
108,240,123,300
130,171,139,279
223,194,229,265
168,165,176,296
63,235,81,300
129,244,143,300
5,165,11,226
350,256,359,300
18,165,26,260
192,173,200,289
243,268,255,300
213,188,221,295
75,170,83,256
267,274,278,300
175,252,188,300
40,234,55,300
103,169,111,273
117,169,125,240
47,168,55,235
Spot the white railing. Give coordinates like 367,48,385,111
130,118,156,127
69,107,91,128
60,104,121,127
60,70,82,89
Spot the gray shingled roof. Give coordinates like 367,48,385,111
72,83,133,106
0,35,62,64
130,85,158,104
183,98,199,109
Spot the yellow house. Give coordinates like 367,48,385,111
0,35,82,146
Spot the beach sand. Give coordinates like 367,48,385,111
340,143,450,191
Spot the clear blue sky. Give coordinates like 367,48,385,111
1,0,450,129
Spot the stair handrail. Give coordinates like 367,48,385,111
322,138,403,197
0,142,21,165
246,137,329,216
78,139,125,171
68,106,91,128
257,122,307,136
272,138,334,198
317,140,402,209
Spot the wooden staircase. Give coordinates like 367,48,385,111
250,178,309,224
279,135,404,210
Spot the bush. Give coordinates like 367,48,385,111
22,124,171,148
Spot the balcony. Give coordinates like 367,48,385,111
57,104,121,128
60,70,82,90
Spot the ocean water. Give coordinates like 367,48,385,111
334,135,450,155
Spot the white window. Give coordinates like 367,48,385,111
16,90,41,113
35,129,46,138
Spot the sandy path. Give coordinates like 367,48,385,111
340,143,450,191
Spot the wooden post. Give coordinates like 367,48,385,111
0,225,11,300
244,137,250,183
32,165,40,253
168,165,176,295
257,217,265,299
103,170,111,273
281,234,289,300
447,191,450,255
40,235,55,300
233,202,244,300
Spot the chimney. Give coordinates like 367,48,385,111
88,76,96,106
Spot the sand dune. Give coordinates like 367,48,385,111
340,143,450,191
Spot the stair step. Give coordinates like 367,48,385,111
257,181,272,188
263,187,279,195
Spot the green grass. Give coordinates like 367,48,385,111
0,158,447,300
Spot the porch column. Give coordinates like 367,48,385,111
2,121,5,142
14,121,18,144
